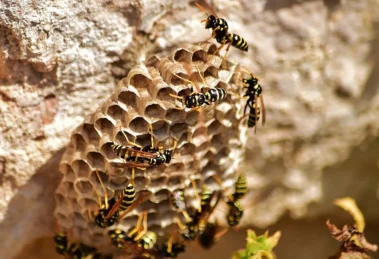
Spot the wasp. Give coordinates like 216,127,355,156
229,173,247,202
109,211,157,251
224,173,247,227
111,125,175,169
226,199,244,227
176,181,222,241
89,169,150,228
196,2,248,62
170,66,227,110
240,67,266,133
152,235,186,258
198,220,228,249
171,190,194,223
54,232,107,259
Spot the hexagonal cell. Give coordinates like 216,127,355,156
210,134,225,154
82,123,100,146
130,73,153,90
145,103,166,120
167,174,185,186
118,89,138,108
100,142,118,161
177,142,196,156
71,133,87,153
216,108,235,127
207,119,222,136
151,121,170,143
206,44,218,56
72,160,91,178
107,104,127,120
192,49,207,62
152,189,170,203
73,212,87,226
149,175,168,189
74,178,94,195
60,163,76,181
192,126,209,146
89,170,111,196
164,162,184,175
172,48,192,63
170,122,187,139
204,65,219,78
86,152,105,169
185,109,199,126
128,116,149,133
165,108,186,125
95,117,115,136
134,175,150,190
157,87,177,103
195,142,211,156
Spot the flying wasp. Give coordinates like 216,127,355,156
169,65,227,110
196,2,248,62
111,125,176,169
109,211,157,251
239,67,266,133
88,169,150,228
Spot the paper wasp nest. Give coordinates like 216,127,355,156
54,42,247,257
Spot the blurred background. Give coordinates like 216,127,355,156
1,0,379,258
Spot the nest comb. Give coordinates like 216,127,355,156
54,42,248,257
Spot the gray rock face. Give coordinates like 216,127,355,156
0,0,379,258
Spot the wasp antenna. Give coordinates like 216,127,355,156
195,2,209,16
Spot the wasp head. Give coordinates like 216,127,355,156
164,150,173,163
205,15,217,29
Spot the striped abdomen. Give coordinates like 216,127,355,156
119,183,136,211
227,34,248,52
112,144,139,160
139,231,157,250
248,103,261,128
54,232,70,254
200,186,212,209
205,88,227,105
184,93,206,108
226,200,244,227
95,197,120,228
232,174,247,201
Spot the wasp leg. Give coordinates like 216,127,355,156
174,217,187,230
118,125,142,148
128,212,144,238
134,211,148,241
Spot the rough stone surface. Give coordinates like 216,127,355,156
1,0,379,258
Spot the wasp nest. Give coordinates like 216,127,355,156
54,42,247,257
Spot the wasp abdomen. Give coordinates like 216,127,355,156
228,34,248,52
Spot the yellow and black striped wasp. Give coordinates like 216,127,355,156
54,231,109,259
239,67,266,133
111,125,176,169
175,181,222,241
109,211,157,251
195,2,248,62
169,65,227,111
88,169,150,228
225,173,247,227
